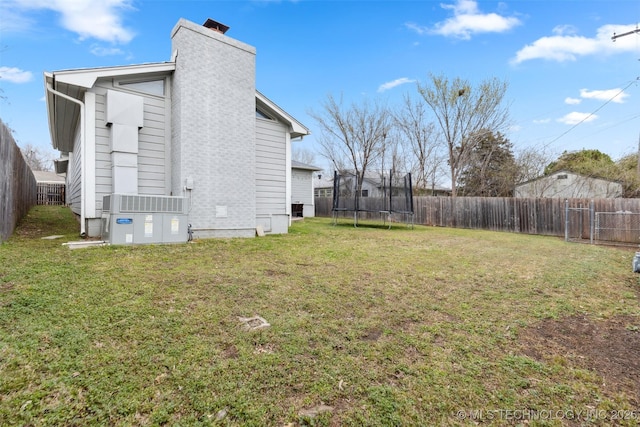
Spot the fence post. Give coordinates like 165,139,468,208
590,200,594,244
564,199,569,242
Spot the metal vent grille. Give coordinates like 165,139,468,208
103,195,112,213
119,195,185,213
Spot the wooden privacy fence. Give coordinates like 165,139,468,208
315,196,640,241
37,183,65,206
0,118,37,242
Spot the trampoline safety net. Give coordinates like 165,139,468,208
331,170,414,227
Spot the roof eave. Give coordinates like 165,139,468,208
50,62,176,89
45,63,176,152
256,90,310,138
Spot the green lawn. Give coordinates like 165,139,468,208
1,206,639,426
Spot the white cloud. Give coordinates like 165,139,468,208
552,24,578,36
405,22,427,36
579,88,628,104
557,112,598,125
377,77,416,93
7,0,135,43
0,3,35,33
565,97,581,105
512,23,638,64
90,45,125,56
0,67,33,83
407,0,521,40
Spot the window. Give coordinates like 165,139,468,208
256,108,274,120
118,79,165,96
557,174,568,180
360,189,369,197
315,188,332,197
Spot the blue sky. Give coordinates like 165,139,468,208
1,0,639,173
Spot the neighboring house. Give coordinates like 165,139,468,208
312,171,451,198
32,171,65,185
314,172,334,198
45,18,309,239
515,170,623,198
416,183,451,197
291,160,322,217
33,170,66,206
334,171,411,198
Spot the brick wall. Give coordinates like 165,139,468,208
170,19,257,238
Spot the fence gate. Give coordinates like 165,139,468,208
565,200,594,243
594,211,640,246
36,183,65,206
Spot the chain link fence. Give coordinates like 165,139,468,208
595,212,640,246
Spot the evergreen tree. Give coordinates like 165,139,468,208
458,130,517,197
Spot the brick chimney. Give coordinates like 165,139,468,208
203,18,229,34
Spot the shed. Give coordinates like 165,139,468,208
291,160,323,217
515,170,623,198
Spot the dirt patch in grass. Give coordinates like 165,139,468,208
519,315,640,403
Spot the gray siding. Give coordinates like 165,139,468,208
292,169,313,205
515,172,623,198
256,118,287,215
292,168,316,217
67,127,82,216
93,79,171,214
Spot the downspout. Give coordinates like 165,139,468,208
46,82,87,237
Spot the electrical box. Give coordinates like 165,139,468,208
185,177,194,190
102,194,189,245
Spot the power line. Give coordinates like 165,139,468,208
544,77,639,147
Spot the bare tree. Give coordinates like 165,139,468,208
417,74,510,197
21,143,54,171
309,94,392,194
515,144,556,183
394,94,445,194
292,147,317,165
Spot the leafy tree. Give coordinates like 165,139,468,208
616,152,640,197
544,149,617,178
417,74,510,197
458,130,517,197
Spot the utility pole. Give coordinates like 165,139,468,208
611,27,640,181
637,132,640,181
611,27,640,41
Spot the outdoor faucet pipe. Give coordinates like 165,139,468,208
46,82,86,237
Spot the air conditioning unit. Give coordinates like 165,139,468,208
101,194,189,245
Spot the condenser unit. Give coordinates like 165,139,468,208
101,194,189,245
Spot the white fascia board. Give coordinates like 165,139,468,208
52,62,176,89
256,90,310,138
44,72,58,149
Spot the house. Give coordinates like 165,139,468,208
33,171,65,206
515,170,623,199
332,171,415,198
32,170,65,185
44,18,309,240
313,172,334,198
291,160,322,217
